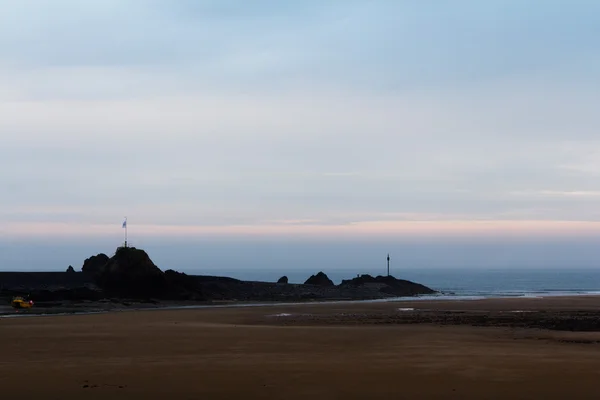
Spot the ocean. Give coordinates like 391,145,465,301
188,267,600,300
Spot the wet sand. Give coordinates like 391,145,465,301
2,296,600,399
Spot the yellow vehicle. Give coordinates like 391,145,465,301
11,296,34,309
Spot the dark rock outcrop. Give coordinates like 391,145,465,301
304,272,334,286
340,274,436,297
163,270,206,301
81,253,109,275
66,265,76,273
94,247,167,298
0,246,437,306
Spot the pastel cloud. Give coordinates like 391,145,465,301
1,0,600,240
5,220,600,241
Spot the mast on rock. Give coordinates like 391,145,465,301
122,217,128,248
387,253,390,277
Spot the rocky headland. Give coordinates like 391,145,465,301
0,246,437,313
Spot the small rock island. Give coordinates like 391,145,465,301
0,246,436,312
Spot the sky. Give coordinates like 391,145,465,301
1,1,600,272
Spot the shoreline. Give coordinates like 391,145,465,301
4,290,600,319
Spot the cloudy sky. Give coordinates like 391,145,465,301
2,0,600,242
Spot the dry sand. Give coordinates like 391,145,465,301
2,296,600,399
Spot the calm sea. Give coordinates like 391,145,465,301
189,267,600,300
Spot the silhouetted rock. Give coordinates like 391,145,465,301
340,274,436,297
94,247,167,298
163,269,206,300
0,245,437,305
304,272,334,286
340,274,380,286
81,254,109,275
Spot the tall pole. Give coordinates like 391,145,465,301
123,216,128,248
387,253,390,276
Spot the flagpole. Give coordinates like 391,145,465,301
124,216,128,248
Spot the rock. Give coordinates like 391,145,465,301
304,271,334,286
81,253,109,275
339,274,436,297
94,246,167,298
340,274,378,286
163,269,206,300
0,243,436,303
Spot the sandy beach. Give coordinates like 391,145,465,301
2,296,600,399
